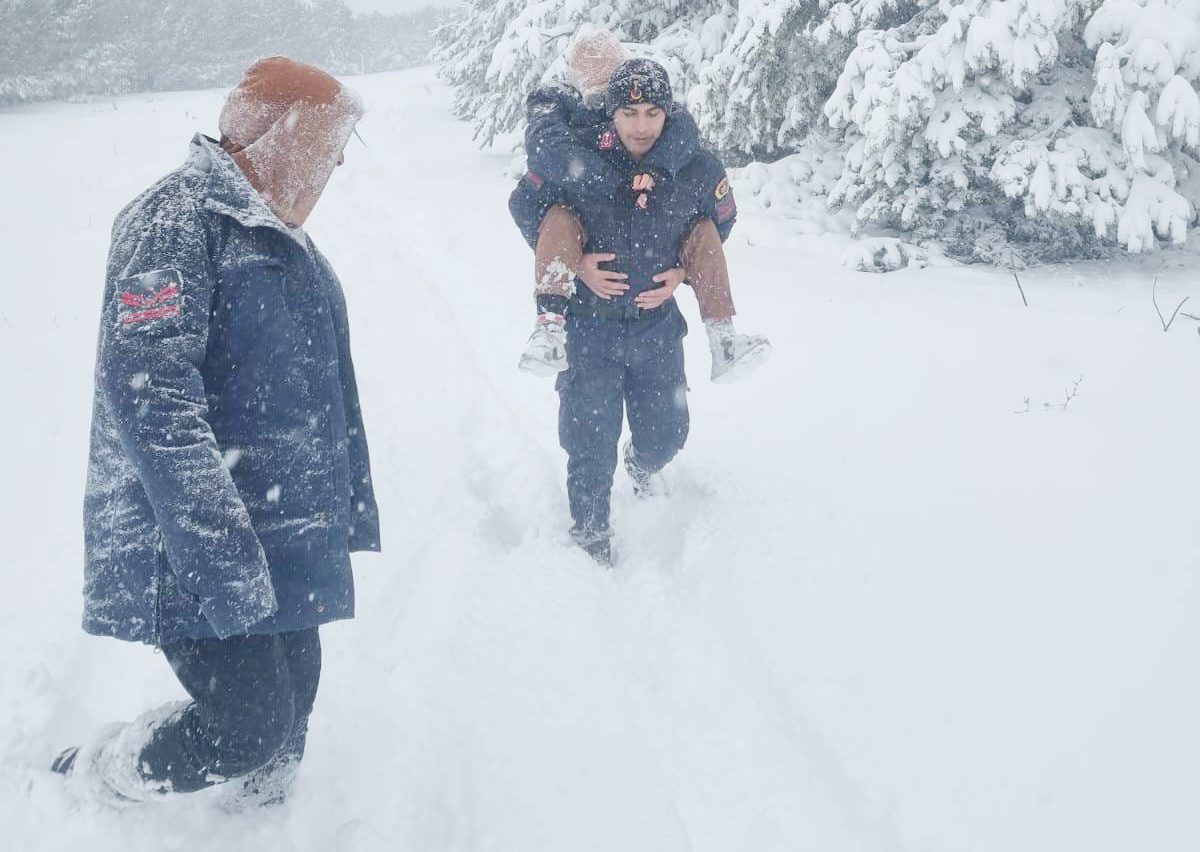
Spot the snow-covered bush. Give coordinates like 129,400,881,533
842,236,930,270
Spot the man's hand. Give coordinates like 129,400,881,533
579,253,629,300
636,267,687,310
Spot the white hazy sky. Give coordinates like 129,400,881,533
343,0,458,13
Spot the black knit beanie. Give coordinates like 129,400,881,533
606,58,672,115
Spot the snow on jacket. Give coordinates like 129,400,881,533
509,86,737,315
83,134,380,646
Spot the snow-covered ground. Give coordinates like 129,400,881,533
1,66,1198,852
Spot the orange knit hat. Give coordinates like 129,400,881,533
219,57,363,227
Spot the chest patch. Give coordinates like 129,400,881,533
599,130,616,150
117,268,183,327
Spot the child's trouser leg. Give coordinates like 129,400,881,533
535,205,586,310
521,206,585,376
679,217,736,321
680,218,773,383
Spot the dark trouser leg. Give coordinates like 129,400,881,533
136,629,321,794
558,358,625,533
625,330,689,474
227,629,322,807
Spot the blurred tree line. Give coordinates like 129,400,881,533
0,0,441,105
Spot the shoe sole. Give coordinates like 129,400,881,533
518,355,568,377
712,340,773,384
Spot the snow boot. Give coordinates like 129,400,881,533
54,703,188,808
570,525,613,567
518,312,568,377
705,318,772,383
220,750,301,812
623,440,665,498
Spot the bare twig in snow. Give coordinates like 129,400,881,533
1061,375,1083,411
1009,251,1028,307
1014,397,1030,415
1037,375,1083,412
1152,276,1189,332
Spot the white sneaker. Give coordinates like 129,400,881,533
706,319,771,383
518,313,568,377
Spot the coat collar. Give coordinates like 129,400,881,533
186,134,308,249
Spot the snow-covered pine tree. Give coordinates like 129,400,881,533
432,0,534,146
821,0,1200,256
436,0,1199,257
0,0,57,103
689,0,845,165
0,0,431,106
1075,0,1200,251
433,0,734,147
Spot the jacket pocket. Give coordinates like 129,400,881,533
555,368,577,393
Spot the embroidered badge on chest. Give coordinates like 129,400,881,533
599,130,616,150
117,268,183,327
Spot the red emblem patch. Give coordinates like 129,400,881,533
599,130,615,150
117,268,183,327
526,170,544,190
716,188,737,223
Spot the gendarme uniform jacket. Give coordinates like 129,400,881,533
83,134,380,646
509,86,737,319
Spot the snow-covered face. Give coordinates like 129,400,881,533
613,103,666,160
219,57,363,227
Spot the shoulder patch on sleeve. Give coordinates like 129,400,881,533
716,183,737,223
117,268,183,328
599,130,616,150
525,170,545,190
715,176,730,200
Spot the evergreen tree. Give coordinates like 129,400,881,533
689,0,838,165
432,0,733,147
820,0,1200,255
0,0,436,107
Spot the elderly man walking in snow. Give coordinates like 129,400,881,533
52,56,380,808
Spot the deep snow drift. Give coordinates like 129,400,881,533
0,66,1198,852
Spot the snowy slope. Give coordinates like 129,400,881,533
1,66,1198,852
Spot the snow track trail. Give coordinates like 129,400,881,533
1,67,1198,852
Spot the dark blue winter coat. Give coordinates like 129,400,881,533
509,85,737,319
83,134,380,646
